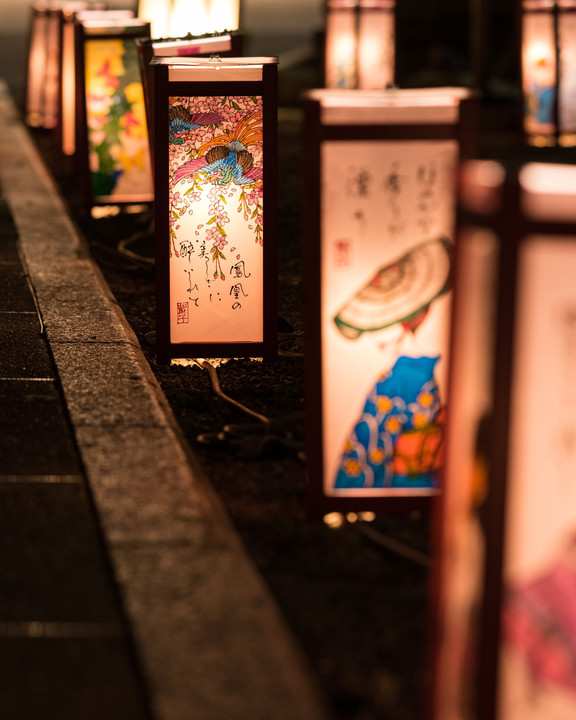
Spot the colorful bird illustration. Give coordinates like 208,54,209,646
168,104,224,144
172,109,264,186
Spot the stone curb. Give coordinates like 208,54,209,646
0,80,330,720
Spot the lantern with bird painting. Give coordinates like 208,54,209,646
152,56,278,362
302,87,476,517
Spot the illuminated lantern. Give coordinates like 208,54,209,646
152,56,278,362
522,0,576,145
136,32,243,161
208,0,241,32
431,160,576,719
60,7,134,157
24,1,64,128
357,0,395,90
324,0,395,90
302,87,476,517
324,0,358,89
76,18,153,208
169,0,210,37
138,0,171,39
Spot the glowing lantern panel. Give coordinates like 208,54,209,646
522,0,576,144
303,88,474,514
153,57,278,361
79,20,153,204
431,161,576,720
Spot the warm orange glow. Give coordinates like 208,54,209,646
325,3,357,89
170,0,209,36
208,0,240,32
138,0,171,38
357,1,395,89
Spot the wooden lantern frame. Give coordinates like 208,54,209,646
75,17,153,209
431,159,576,720
302,87,477,519
152,56,278,363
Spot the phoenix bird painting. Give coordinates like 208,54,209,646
168,104,224,144
171,108,264,186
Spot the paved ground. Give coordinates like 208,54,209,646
0,79,330,720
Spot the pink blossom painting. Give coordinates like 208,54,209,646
168,94,264,345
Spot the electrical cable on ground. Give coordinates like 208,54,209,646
198,359,269,423
353,521,431,568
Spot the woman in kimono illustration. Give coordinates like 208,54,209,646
334,237,451,489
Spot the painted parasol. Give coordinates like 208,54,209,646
333,236,453,340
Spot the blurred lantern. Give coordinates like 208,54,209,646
136,31,243,161
25,3,50,126
152,56,278,362
60,7,134,156
208,0,241,32
25,1,70,128
522,0,576,146
76,17,153,208
431,160,576,720
169,0,209,36
302,87,476,518
138,0,171,38
324,0,395,90
324,0,358,88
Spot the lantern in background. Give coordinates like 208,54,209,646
357,0,395,89
138,0,171,39
25,1,71,128
209,0,241,32
60,7,134,157
431,160,576,720
76,17,153,208
136,31,243,160
324,0,358,89
302,87,476,518
25,2,51,126
522,0,576,145
152,56,278,362
169,0,209,37
324,0,395,90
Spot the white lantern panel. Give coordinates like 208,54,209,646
499,236,576,719
168,95,264,344
321,139,457,496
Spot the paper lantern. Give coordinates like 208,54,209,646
302,87,476,517
24,1,67,129
170,0,210,37
60,7,134,157
431,160,576,719
75,17,153,208
152,56,278,362
208,0,241,32
138,0,171,39
324,0,395,90
522,0,576,145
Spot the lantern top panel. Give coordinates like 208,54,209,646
79,18,150,35
521,163,576,221
306,87,472,125
152,55,278,82
74,9,135,22
145,32,235,56
523,0,576,9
